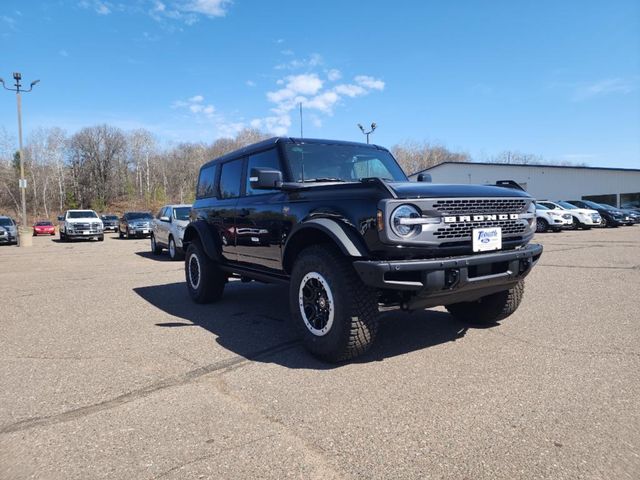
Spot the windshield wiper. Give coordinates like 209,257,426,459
300,177,346,183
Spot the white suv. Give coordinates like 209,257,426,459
151,204,191,260
535,203,572,233
58,209,104,242
537,200,602,229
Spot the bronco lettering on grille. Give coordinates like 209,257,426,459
443,213,520,223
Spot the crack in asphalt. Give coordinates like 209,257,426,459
0,340,300,436
153,434,279,479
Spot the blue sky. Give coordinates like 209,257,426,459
1,0,639,168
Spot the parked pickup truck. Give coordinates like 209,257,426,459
182,137,543,362
58,209,104,242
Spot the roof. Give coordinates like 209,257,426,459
410,161,640,177
202,137,386,168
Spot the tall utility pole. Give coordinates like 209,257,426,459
357,122,377,144
1,73,40,234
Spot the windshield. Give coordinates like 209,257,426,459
536,204,549,210
173,207,191,221
68,211,98,219
571,200,600,209
36,221,53,226
0,218,15,227
126,212,153,220
103,215,118,220
284,143,407,183
556,201,578,210
597,203,617,210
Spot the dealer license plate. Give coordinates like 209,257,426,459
472,227,502,252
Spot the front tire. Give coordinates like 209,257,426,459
446,281,525,325
98,234,104,242
185,239,226,304
535,218,548,233
289,245,379,362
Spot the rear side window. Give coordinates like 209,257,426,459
219,159,244,199
246,149,281,195
196,165,216,199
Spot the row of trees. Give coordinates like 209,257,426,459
0,125,268,222
0,123,577,223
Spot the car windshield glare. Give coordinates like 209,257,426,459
284,143,407,183
174,207,191,221
556,201,577,209
68,211,98,219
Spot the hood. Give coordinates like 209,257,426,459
386,182,531,199
68,217,102,223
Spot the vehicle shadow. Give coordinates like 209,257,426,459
135,251,174,262
133,281,474,369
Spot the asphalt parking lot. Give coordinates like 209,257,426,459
0,228,638,480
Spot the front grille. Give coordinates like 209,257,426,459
70,222,101,233
434,220,528,240
432,199,527,214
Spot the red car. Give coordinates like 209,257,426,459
33,221,56,236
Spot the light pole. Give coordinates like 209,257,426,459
1,73,40,237
357,122,377,144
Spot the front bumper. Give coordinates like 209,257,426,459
128,228,151,237
354,243,543,310
103,225,118,232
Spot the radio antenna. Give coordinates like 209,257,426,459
299,102,304,139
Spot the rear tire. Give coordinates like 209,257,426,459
168,236,183,261
446,281,525,325
185,239,226,304
151,235,162,255
289,245,379,362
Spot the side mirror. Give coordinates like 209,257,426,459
250,167,283,190
160,216,170,222
57,215,64,221
417,173,432,183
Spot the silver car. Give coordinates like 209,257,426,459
151,204,192,260
0,216,17,245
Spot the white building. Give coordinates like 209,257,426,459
409,162,640,208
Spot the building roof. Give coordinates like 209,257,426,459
410,161,640,177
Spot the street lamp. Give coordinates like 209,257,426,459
1,73,40,241
357,122,377,144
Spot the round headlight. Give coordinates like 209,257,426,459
391,204,421,237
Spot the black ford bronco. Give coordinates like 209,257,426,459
183,138,542,362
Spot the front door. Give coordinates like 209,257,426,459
235,148,285,270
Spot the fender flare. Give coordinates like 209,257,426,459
182,220,222,261
283,217,369,267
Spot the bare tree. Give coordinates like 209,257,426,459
391,140,470,175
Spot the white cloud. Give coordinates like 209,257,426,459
173,95,215,118
327,69,341,82
255,66,386,136
354,75,385,91
246,80,256,87
572,78,637,101
281,49,294,56
334,84,366,97
275,53,323,71
182,0,232,17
